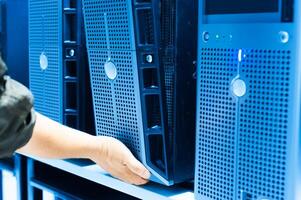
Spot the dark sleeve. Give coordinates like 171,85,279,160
0,61,36,158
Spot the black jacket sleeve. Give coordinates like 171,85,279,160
0,58,36,158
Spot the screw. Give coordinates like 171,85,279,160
146,55,153,63
69,49,75,57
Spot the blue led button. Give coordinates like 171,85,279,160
202,31,210,42
104,61,117,80
279,31,289,44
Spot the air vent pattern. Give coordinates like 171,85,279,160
196,48,291,200
88,50,141,156
160,0,175,130
82,0,133,50
29,0,62,122
238,49,290,200
82,0,142,158
162,54,174,128
196,48,237,200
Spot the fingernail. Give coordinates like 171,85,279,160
142,170,151,179
139,180,148,185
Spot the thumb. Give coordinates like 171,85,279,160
126,155,151,180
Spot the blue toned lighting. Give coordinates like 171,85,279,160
104,61,117,80
232,78,246,97
202,31,210,42
39,52,48,70
145,54,153,63
238,49,242,62
195,0,300,199
279,31,289,44
68,49,75,57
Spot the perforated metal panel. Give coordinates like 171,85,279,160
88,50,141,156
83,0,133,51
83,0,197,185
196,47,292,200
238,49,290,200
196,48,237,200
29,0,62,122
82,0,142,159
163,63,174,125
160,0,175,129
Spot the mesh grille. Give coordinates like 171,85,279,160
29,0,62,122
83,0,141,157
196,48,237,200
162,50,174,130
196,48,291,200
160,0,176,130
89,50,141,157
160,0,175,46
82,0,132,50
238,49,290,200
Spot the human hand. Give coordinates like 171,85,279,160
16,113,150,185
90,136,151,185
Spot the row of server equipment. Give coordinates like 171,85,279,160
29,0,94,133
27,0,300,199
0,0,29,86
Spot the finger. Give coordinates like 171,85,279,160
126,155,151,180
122,169,149,185
95,158,148,185
111,165,149,185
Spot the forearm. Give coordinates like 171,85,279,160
17,113,150,185
18,113,98,160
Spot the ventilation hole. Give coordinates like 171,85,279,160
148,134,166,172
136,8,155,45
65,114,77,129
136,0,151,3
64,0,76,9
143,68,158,89
64,14,77,42
65,60,77,77
65,82,77,110
145,95,162,129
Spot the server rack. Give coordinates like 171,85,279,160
82,0,197,185
29,0,94,133
195,0,300,199
27,159,139,200
0,0,29,86
2,0,29,86
0,1,29,200
0,155,27,200
0,0,4,61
